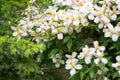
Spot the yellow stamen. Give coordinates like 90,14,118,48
84,51,89,57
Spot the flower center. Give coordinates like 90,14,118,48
84,51,89,57
98,54,103,59
110,29,114,34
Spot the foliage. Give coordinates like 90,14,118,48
1,0,120,80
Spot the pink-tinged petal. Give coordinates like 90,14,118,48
112,63,119,67
65,54,70,58
111,15,117,20
101,58,108,64
90,48,95,54
111,34,118,41
75,64,82,70
70,69,76,76
93,41,98,47
108,24,113,30
104,32,111,37
21,32,27,36
78,53,84,59
85,57,91,64
11,26,16,30
94,58,100,64
73,20,80,26
13,32,18,36
99,46,105,51
72,51,77,58
65,64,72,70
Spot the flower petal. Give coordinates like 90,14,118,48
104,32,111,37
72,51,77,58
78,53,84,59
65,64,71,70
55,63,60,68
94,58,100,64
111,34,118,41
75,64,82,70
101,58,108,64
85,57,91,64
93,41,98,47
70,69,76,76
116,56,120,62
112,63,119,67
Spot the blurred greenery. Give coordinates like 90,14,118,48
0,0,120,80
0,0,55,80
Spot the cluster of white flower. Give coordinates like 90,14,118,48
65,52,82,75
78,41,108,65
112,55,120,74
50,54,65,68
103,22,120,41
11,0,120,42
65,41,108,75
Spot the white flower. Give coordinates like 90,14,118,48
51,54,65,68
94,51,108,64
93,41,105,52
66,51,78,64
65,59,82,76
97,70,102,75
81,18,89,26
57,33,63,40
103,24,120,41
78,45,95,64
112,56,120,75
11,26,27,37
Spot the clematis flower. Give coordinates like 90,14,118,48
11,26,27,39
78,45,95,64
51,54,65,68
65,59,82,75
112,56,120,75
94,51,108,64
93,41,105,52
66,51,78,64
103,24,120,41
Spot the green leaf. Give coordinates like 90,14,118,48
64,36,70,43
89,70,94,78
99,62,105,71
109,45,116,50
86,76,90,80
79,71,84,80
113,72,119,79
67,39,73,52
48,49,59,57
